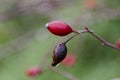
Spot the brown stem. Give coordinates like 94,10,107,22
50,67,79,80
63,30,88,44
77,27,120,51
63,33,79,44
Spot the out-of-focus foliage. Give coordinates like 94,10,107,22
0,0,120,80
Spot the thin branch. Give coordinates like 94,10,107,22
51,67,79,80
76,27,120,51
63,33,79,44
63,30,88,44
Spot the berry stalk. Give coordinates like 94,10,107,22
51,67,79,80
75,27,120,51
64,29,88,44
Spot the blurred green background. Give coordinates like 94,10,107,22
0,0,120,80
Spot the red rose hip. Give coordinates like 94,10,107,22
26,66,42,77
116,39,120,48
46,20,73,36
62,54,77,67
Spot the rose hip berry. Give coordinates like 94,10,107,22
116,39,120,48
62,54,77,67
52,43,67,66
46,20,73,36
26,66,42,77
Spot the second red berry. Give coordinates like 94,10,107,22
26,66,42,77
116,39,120,48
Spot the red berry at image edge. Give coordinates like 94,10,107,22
26,67,42,77
116,39,120,48
46,20,73,36
85,0,96,9
62,54,77,67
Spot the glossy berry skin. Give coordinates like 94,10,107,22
116,39,120,48
26,67,42,77
52,43,67,66
46,20,73,36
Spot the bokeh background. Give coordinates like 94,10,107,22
0,0,120,80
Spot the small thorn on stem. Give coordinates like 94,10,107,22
84,26,89,31
84,26,94,33
72,30,80,34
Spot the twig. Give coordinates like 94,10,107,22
63,33,79,44
63,30,88,44
51,67,79,80
76,27,120,51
